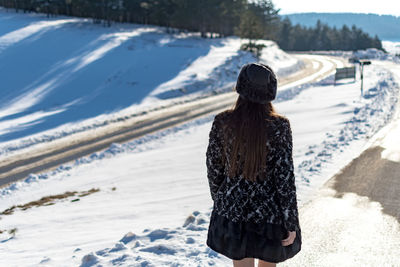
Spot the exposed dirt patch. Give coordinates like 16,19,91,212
0,228,17,236
0,188,100,216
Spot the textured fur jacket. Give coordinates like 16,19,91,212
206,111,300,232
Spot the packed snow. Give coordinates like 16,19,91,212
1,59,399,266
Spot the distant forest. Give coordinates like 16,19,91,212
286,13,400,42
0,0,383,51
278,18,382,51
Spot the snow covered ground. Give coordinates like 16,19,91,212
383,40,400,55
1,8,400,267
1,60,399,266
0,8,301,152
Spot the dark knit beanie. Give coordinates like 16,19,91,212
235,63,277,104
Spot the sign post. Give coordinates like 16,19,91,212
359,60,371,96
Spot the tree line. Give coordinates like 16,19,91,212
0,0,383,51
277,18,383,51
0,0,268,36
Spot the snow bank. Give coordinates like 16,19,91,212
382,40,400,55
301,48,400,64
353,48,394,61
258,40,304,77
79,211,230,267
293,66,400,195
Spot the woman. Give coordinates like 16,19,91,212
206,63,301,267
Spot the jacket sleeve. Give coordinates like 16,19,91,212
206,117,225,201
274,119,300,232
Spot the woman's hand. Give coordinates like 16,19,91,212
281,231,296,246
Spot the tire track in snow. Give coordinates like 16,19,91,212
0,55,340,188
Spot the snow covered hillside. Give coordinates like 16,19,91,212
0,8,301,147
1,60,399,266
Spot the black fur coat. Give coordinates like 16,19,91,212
205,111,301,262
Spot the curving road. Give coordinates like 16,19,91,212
0,55,343,188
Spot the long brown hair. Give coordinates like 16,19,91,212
223,96,279,182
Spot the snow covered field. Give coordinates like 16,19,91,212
1,8,400,267
0,8,301,151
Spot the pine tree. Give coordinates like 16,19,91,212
236,9,265,43
277,17,292,50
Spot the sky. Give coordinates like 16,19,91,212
272,0,400,17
